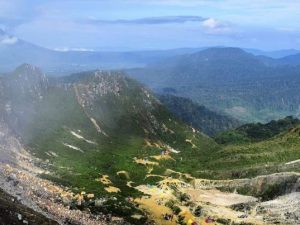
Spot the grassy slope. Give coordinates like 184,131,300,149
215,116,300,144
5,69,299,185
16,74,220,224
202,125,300,179
17,72,217,211
3,67,300,223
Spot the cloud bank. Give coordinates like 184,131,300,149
87,16,205,25
0,30,19,45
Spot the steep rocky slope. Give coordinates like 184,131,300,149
0,188,58,225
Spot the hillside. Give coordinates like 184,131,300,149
215,116,300,144
128,47,300,122
202,117,300,179
208,125,300,179
280,53,300,65
159,94,241,136
0,64,218,224
0,65,299,224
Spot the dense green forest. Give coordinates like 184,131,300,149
159,94,241,136
214,116,300,144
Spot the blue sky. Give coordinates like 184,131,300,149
0,0,300,51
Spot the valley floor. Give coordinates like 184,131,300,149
0,154,299,225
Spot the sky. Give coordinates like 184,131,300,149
0,0,300,51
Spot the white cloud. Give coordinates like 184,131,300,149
54,47,95,52
0,36,18,45
87,16,205,25
202,18,221,29
201,18,232,34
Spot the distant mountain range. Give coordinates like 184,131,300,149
1,29,300,76
245,48,300,59
0,29,205,75
127,47,300,122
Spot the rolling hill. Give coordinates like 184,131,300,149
205,119,300,179
215,116,300,144
280,53,300,65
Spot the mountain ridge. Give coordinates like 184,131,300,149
2,29,300,75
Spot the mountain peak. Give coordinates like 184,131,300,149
93,69,124,79
3,64,49,98
182,47,264,71
194,47,252,57
16,63,40,70
14,63,45,77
